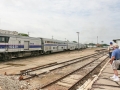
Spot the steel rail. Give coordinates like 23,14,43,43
40,53,106,89
20,53,99,74
20,49,107,75
68,56,108,90
21,53,104,80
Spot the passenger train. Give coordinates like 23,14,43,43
0,30,87,61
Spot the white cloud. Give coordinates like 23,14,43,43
0,0,120,44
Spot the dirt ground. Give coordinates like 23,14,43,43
0,48,104,75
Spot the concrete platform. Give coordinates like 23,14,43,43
91,63,120,90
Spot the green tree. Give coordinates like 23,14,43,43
73,41,77,43
18,33,29,36
89,43,95,45
102,44,109,46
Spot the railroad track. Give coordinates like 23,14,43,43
19,51,106,80
20,49,107,75
14,50,107,89
38,53,108,90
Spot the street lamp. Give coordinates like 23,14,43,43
101,41,103,47
76,32,79,50
65,38,66,41
28,32,29,36
97,36,98,44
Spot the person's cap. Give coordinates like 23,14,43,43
113,43,119,48
110,42,113,44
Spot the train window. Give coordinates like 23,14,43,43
5,37,9,43
0,37,5,42
47,41,49,43
19,41,21,43
0,36,9,43
1,37,4,42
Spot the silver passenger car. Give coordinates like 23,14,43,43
41,38,67,54
67,42,76,50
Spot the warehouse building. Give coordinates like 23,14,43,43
113,39,120,48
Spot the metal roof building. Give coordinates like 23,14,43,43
113,39,120,48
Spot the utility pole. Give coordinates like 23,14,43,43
76,32,79,50
101,41,103,47
28,32,29,36
52,36,53,39
97,36,98,44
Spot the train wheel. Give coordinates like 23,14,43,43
8,54,12,60
15,53,18,58
2,55,7,61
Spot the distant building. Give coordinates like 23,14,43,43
0,29,18,35
87,44,97,48
113,39,120,48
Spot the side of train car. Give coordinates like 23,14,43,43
0,34,42,60
0,34,87,60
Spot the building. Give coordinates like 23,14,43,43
113,39,120,48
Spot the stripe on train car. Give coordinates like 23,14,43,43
44,44,67,46
0,45,42,49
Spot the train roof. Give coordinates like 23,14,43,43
40,37,66,42
0,33,40,39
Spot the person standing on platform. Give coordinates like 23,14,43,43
110,43,120,81
108,42,114,58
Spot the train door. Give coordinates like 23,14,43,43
18,40,21,51
8,40,13,52
5,37,8,51
24,41,29,50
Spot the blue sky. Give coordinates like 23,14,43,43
0,0,120,44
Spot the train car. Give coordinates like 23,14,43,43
57,40,67,51
82,44,87,49
41,38,67,54
0,33,42,60
67,42,76,50
74,43,82,50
